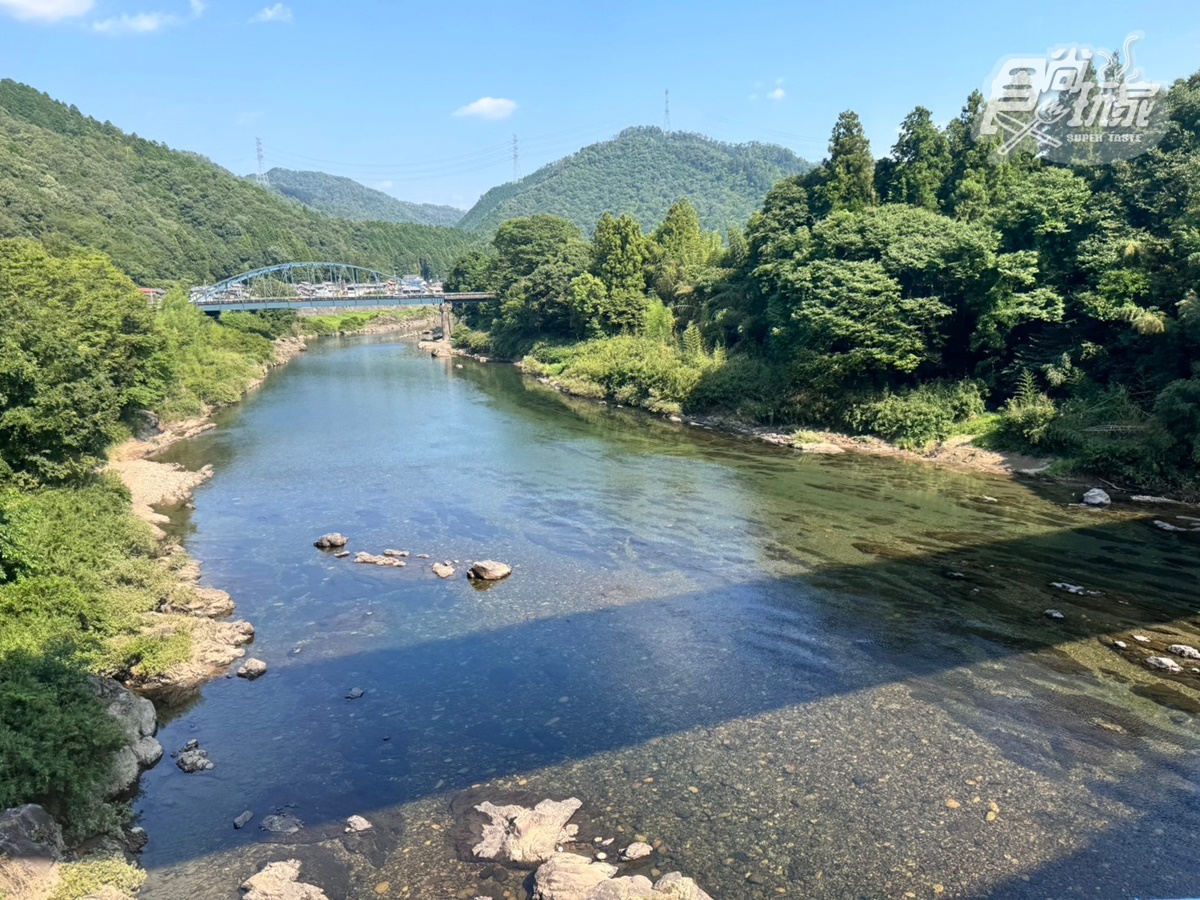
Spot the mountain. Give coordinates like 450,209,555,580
459,126,812,234
262,168,464,227
0,80,475,284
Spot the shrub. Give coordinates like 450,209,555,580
452,326,493,355
997,370,1059,448
51,854,146,900
0,649,127,841
844,381,987,449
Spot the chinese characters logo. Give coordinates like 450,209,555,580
976,33,1167,165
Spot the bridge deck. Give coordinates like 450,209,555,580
193,293,493,313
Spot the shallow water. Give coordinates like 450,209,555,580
138,335,1200,899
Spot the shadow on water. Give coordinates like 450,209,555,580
136,521,1200,896
138,338,1200,897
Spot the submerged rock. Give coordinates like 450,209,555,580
1147,656,1184,674
346,687,365,700
1082,488,1111,507
354,552,406,568
468,560,512,581
1044,609,1065,621
313,533,349,549
344,815,372,833
234,811,254,829
240,859,327,899
474,797,583,865
260,814,304,835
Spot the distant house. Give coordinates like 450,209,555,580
137,287,166,302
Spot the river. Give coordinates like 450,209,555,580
136,334,1200,899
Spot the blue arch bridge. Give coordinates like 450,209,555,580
189,261,493,332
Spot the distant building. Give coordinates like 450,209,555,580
137,287,166,302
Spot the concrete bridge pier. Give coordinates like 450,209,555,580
440,302,453,341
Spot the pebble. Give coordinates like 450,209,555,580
374,883,390,895
1113,640,1128,650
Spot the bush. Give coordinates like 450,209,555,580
997,370,1059,448
843,381,987,449
452,326,494,355
50,854,146,900
685,355,793,422
528,335,719,415
0,649,127,841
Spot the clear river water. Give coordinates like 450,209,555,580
136,334,1200,899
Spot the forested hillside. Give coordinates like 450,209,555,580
459,127,811,235
449,73,1200,497
0,80,474,284
262,167,464,227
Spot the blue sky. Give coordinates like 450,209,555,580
2,0,1199,209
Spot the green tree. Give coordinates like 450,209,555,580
883,106,951,210
0,239,162,483
814,111,877,215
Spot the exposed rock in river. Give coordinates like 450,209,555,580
469,560,512,581
1082,488,1111,507
432,562,456,578
240,859,327,900
532,853,715,900
473,797,582,865
1147,656,1183,674
238,658,268,679
313,533,349,549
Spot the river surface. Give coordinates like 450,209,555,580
137,335,1200,899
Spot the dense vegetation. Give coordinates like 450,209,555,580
262,167,464,227
450,72,1200,496
0,80,475,284
458,127,811,235
0,238,287,840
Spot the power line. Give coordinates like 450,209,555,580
664,89,671,130
512,133,521,181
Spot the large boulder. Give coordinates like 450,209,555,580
241,859,328,900
91,677,161,797
0,804,64,900
531,855,715,900
473,797,582,865
1082,488,1111,507
468,560,512,581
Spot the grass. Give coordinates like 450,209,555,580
50,855,146,900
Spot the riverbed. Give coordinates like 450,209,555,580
136,334,1200,899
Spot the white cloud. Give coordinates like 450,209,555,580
453,97,517,121
92,0,203,34
767,87,786,101
249,3,292,24
0,0,93,21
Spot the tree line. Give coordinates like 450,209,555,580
448,70,1200,496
